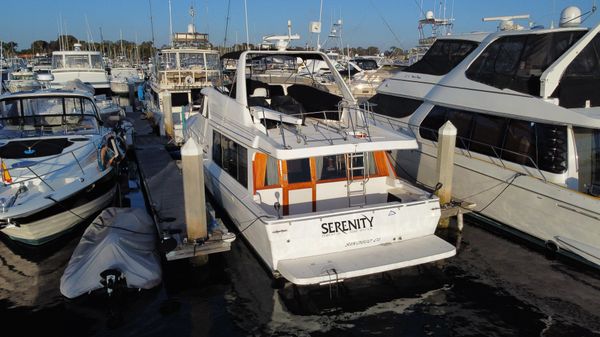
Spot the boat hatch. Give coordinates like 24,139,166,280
276,235,456,285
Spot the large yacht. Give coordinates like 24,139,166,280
183,49,456,285
376,7,600,267
50,43,111,96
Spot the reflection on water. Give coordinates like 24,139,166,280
1,155,599,336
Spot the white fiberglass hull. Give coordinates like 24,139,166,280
395,145,600,267
204,161,455,285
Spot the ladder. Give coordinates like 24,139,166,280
347,152,368,207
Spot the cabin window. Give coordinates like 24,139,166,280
501,120,536,165
264,155,279,186
404,39,479,76
317,155,347,180
555,33,600,108
286,158,311,183
573,127,600,196
419,106,567,174
469,114,507,156
212,130,248,187
466,31,585,95
367,94,422,119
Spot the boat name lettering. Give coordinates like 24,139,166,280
321,216,373,235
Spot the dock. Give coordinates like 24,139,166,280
127,108,233,261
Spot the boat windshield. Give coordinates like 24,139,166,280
52,54,104,70
179,52,220,70
0,96,100,139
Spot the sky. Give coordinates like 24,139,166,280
1,0,599,52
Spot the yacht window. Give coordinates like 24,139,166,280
65,55,91,69
286,158,311,183
367,94,422,119
51,55,64,69
536,124,568,173
419,105,448,140
404,39,479,76
446,108,474,149
317,155,347,180
502,120,536,165
573,127,600,195
212,130,248,187
205,53,220,70
90,55,104,69
556,33,600,108
469,114,507,156
466,31,585,95
159,53,177,70
419,106,567,174
180,53,206,69
265,155,279,186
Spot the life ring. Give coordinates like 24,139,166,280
97,134,126,171
184,75,195,85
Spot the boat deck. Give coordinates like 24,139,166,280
128,109,232,261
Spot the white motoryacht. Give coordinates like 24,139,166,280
110,56,144,96
183,49,456,286
144,20,220,144
50,43,111,96
0,88,122,245
6,68,42,93
378,7,600,267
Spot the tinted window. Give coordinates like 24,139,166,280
419,106,567,173
466,31,585,95
319,155,347,180
287,158,311,183
502,120,536,165
212,131,248,187
404,39,479,75
469,114,507,156
367,94,422,119
556,33,600,108
419,106,447,140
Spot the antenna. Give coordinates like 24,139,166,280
223,0,231,49
168,0,174,47
148,0,156,48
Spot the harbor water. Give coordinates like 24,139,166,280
0,150,599,336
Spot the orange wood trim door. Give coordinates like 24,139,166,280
281,158,317,215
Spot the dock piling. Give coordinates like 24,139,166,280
435,121,457,229
181,137,207,241
163,92,173,138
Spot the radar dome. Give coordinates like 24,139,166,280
426,10,435,20
560,6,582,27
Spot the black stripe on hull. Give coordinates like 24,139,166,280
10,169,117,225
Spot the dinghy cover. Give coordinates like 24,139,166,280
60,207,161,299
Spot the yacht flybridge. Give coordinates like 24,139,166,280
184,50,456,285
50,43,111,96
376,6,600,267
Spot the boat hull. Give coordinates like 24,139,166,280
395,145,600,267
0,171,117,245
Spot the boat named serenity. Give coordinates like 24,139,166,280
184,49,456,285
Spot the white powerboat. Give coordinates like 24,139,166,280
376,7,600,267
144,13,221,144
0,88,123,245
184,49,456,285
50,43,111,96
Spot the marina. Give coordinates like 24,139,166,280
1,0,600,336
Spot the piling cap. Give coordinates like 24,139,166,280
181,138,200,156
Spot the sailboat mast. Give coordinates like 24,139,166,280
244,0,250,49
169,0,174,47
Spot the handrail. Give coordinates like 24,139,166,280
366,113,548,181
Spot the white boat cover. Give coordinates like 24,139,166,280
277,235,456,285
60,207,161,299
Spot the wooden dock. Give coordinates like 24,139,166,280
127,109,233,261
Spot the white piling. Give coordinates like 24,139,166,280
181,138,207,241
435,121,457,228
162,92,173,139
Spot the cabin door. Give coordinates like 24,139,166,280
281,158,316,216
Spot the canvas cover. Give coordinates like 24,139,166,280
60,207,161,299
